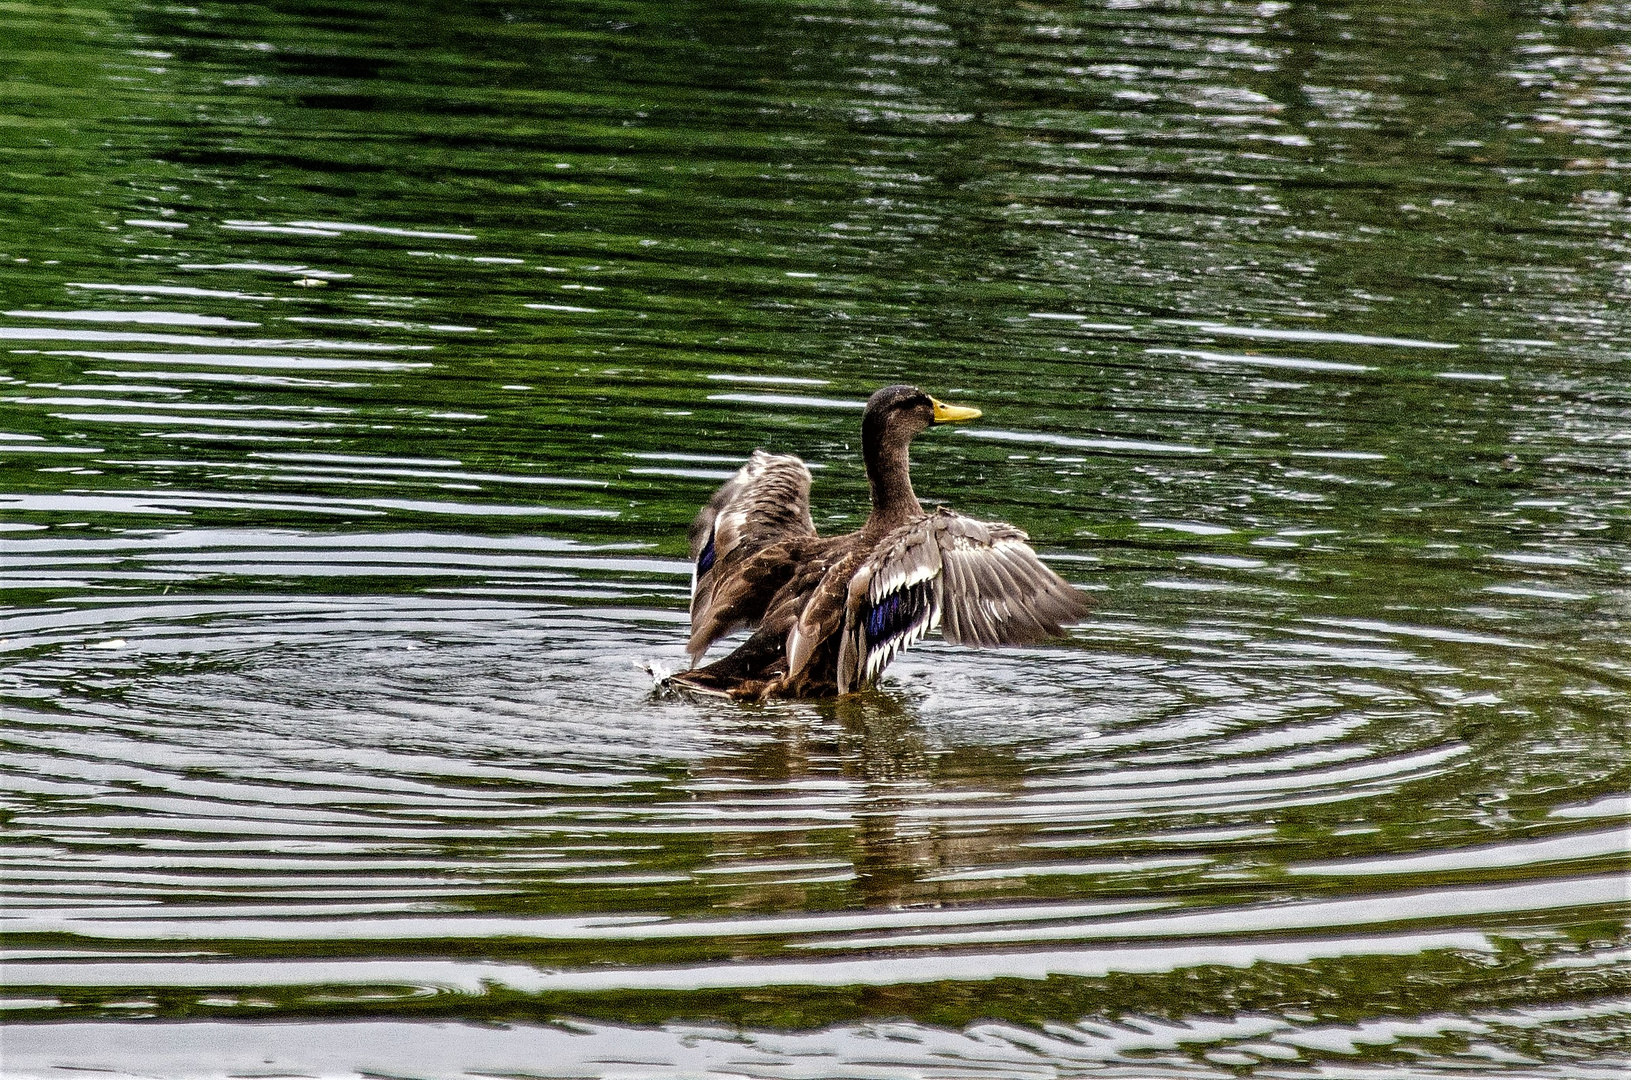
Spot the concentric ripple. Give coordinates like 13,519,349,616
3,0,1629,1076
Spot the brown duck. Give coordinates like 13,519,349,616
668,385,1090,700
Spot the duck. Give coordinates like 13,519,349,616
667,384,1090,701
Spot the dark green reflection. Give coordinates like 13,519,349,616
0,0,1627,1073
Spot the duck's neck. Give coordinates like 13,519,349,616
863,429,923,534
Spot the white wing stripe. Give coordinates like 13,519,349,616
840,508,1087,690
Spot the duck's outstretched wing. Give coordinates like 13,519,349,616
832,509,1089,693
687,450,816,659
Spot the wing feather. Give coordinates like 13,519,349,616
982,542,1051,638
938,539,968,643
687,451,816,659
939,522,1087,646
837,508,1090,690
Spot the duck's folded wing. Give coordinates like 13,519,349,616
688,450,816,650
834,510,1089,692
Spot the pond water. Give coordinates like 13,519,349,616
2,1,1628,1077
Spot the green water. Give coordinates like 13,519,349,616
2,1,1628,1076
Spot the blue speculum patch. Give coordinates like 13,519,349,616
697,536,716,575
866,580,930,646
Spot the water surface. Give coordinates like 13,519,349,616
2,1,1628,1077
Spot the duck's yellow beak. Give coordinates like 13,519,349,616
930,397,982,424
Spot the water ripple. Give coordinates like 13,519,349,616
3,0,1628,1072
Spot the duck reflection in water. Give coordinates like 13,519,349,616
707,693,1031,911
668,385,1089,701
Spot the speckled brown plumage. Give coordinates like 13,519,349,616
668,385,1090,701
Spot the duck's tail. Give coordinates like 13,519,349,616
663,669,738,698
663,629,792,701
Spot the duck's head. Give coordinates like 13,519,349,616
859,385,982,524
861,384,982,447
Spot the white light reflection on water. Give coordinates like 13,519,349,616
6,998,1630,1080
2,0,1629,1075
